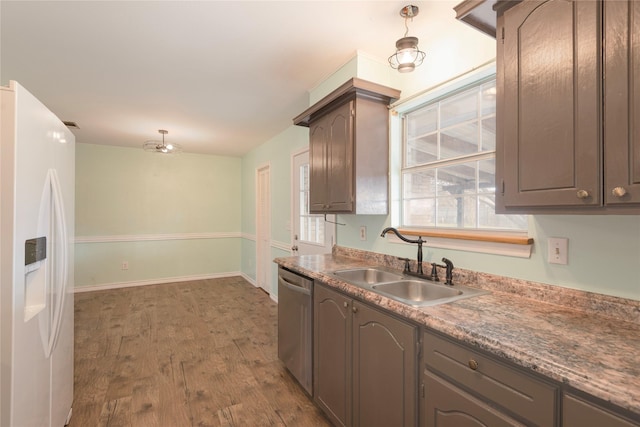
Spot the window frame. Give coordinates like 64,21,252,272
388,62,533,256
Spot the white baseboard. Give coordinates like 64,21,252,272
74,272,244,293
74,272,279,304
239,272,257,287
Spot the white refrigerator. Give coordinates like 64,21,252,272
1,81,75,426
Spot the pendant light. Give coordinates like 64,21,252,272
388,5,426,73
143,129,182,154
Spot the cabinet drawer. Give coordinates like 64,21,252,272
423,331,557,426
563,393,639,427
424,371,524,427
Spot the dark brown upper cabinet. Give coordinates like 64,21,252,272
294,78,400,215
454,0,499,38
495,0,640,214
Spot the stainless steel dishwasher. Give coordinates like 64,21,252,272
277,266,313,395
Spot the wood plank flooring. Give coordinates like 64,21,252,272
71,277,330,427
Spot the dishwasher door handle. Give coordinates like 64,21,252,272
278,276,312,296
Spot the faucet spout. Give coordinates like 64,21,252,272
380,227,425,275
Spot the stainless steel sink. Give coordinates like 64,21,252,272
330,267,488,307
332,268,403,285
372,280,462,301
372,280,487,307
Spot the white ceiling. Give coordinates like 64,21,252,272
1,1,480,156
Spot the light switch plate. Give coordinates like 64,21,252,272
548,238,568,265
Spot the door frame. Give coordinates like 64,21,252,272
290,148,335,256
256,163,271,294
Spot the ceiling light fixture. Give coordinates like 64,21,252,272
143,129,182,154
388,5,426,73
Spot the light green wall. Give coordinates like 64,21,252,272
336,215,640,301
241,42,640,301
240,125,309,291
76,144,241,235
76,239,240,287
75,143,242,288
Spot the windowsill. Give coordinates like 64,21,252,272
387,228,534,258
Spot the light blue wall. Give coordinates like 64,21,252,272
75,143,242,288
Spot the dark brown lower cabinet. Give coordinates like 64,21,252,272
422,330,558,427
314,283,418,427
423,371,522,427
563,393,640,427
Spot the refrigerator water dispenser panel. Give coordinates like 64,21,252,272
25,236,46,266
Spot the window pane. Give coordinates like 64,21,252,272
440,88,478,128
298,162,325,244
437,163,477,196
478,158,495,194
404,170,436,199
400,76,527,231
315,217,325,243
481,81,497,116
478,195,528,229
436,195,479,228
440,122,479,159
406,134,437,166
407,105,437,137
403,198,435,227
481,117,496,151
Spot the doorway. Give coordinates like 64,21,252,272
292,150,335,256
256,164,271,293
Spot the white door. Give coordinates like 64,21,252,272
256,165,271,292
292,150,335,255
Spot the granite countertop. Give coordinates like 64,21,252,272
274,250,640,417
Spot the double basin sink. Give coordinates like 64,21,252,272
330,267,487,307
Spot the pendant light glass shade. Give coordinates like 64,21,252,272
388,36,425,73
143,129,182,154
388,5,426,73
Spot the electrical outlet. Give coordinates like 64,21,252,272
360,226,367,241
121,261,129,270
547,238,568,265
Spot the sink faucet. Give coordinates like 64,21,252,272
380,227,425,276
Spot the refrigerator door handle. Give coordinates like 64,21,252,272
45,169,68,357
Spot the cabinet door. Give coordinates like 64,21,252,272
326,101,354,212
499,0,601,208
423,371,523,427
604,0,640,205
309,116,329,212
313,284,352,427
352,301,417,427
563,393,639,427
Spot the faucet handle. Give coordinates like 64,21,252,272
396,257,411,273
429,263,440,281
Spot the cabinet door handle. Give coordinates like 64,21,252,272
468,359,479,370
612,186,627,198
343,301,348,308
352,306,358,313
576,189,590,199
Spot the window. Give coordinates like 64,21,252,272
298,163,325,244
398,72,527,232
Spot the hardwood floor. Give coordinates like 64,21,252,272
71,277,330,427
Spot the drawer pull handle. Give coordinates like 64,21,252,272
612,186,627,198
468,359,479,370
576,189,590,199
